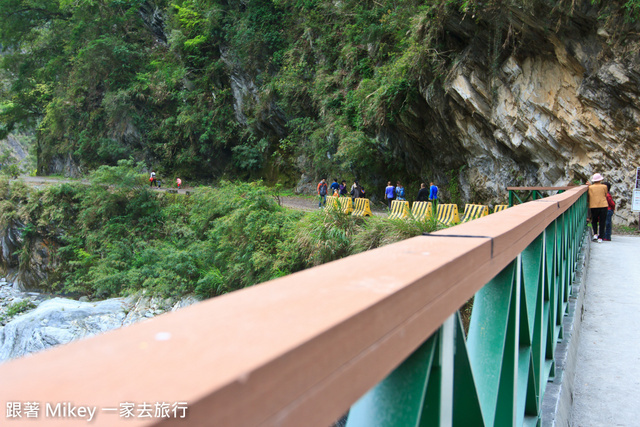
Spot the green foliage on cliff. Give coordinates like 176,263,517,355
0,170,436,298
1,0,631,185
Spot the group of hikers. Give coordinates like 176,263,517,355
317,173,617,241
315,179,364,208
587,173,616,242
149,171,182,189
316,178,439,209
389,181,438,208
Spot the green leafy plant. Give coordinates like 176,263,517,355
6,300,36,317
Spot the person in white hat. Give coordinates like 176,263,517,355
588,173,608,242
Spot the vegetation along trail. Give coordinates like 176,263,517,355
0,166,435,304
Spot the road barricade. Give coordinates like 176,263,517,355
338,197,354,214
388,200,410,220
461,204,489,223
352,198,372,217
325,196,340,212
493,204,508,213
411,201,433,222
436,204,460,225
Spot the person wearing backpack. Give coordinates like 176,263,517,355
317,178,328,208
350,180,363,202
395,181,406,201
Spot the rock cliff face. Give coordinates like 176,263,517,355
0,220,56,291
372,6,640,223
443,41,640,219
1,134,29,162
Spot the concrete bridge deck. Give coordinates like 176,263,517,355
571,235,640,426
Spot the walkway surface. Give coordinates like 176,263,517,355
571,235,640,426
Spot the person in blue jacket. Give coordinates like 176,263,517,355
330,178,340,196
429,182,438,209
384,181,395,208
395,181,406,201
429,182,438,201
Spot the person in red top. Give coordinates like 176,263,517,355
317,178,328,208
604,181,615,241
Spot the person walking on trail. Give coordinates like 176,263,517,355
429,182,438,201
587,173,608,243
350,180,363,202
429,181,438,210
604,181,615,241
395,181,406,201
385,181,395,208
339,180,348,196
416,183,430,202
149,171,158,188
176,178,182,189
330,178,340,196
317,178,328,208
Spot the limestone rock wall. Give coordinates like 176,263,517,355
443,49,640,220
389,7,640,224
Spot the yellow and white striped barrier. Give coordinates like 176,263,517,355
325,196,340,212
493,204,508,213
411,201,433,222
436,204,460,225
461,204,489,223
388,200,410,220
338,197,354,214
352,198,372,217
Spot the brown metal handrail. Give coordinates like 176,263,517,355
0,186,588,426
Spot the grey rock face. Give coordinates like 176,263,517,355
0,220,57,291
0,220,24,270
2,134,29,162
0,282,200,363
440,47,640,222
46,153,82,178
139,1,167,44
220,46,287,138
0,297,128,362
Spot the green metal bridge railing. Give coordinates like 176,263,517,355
348,189,587,426
507,186,577,207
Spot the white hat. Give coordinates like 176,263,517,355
592,173,604,182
